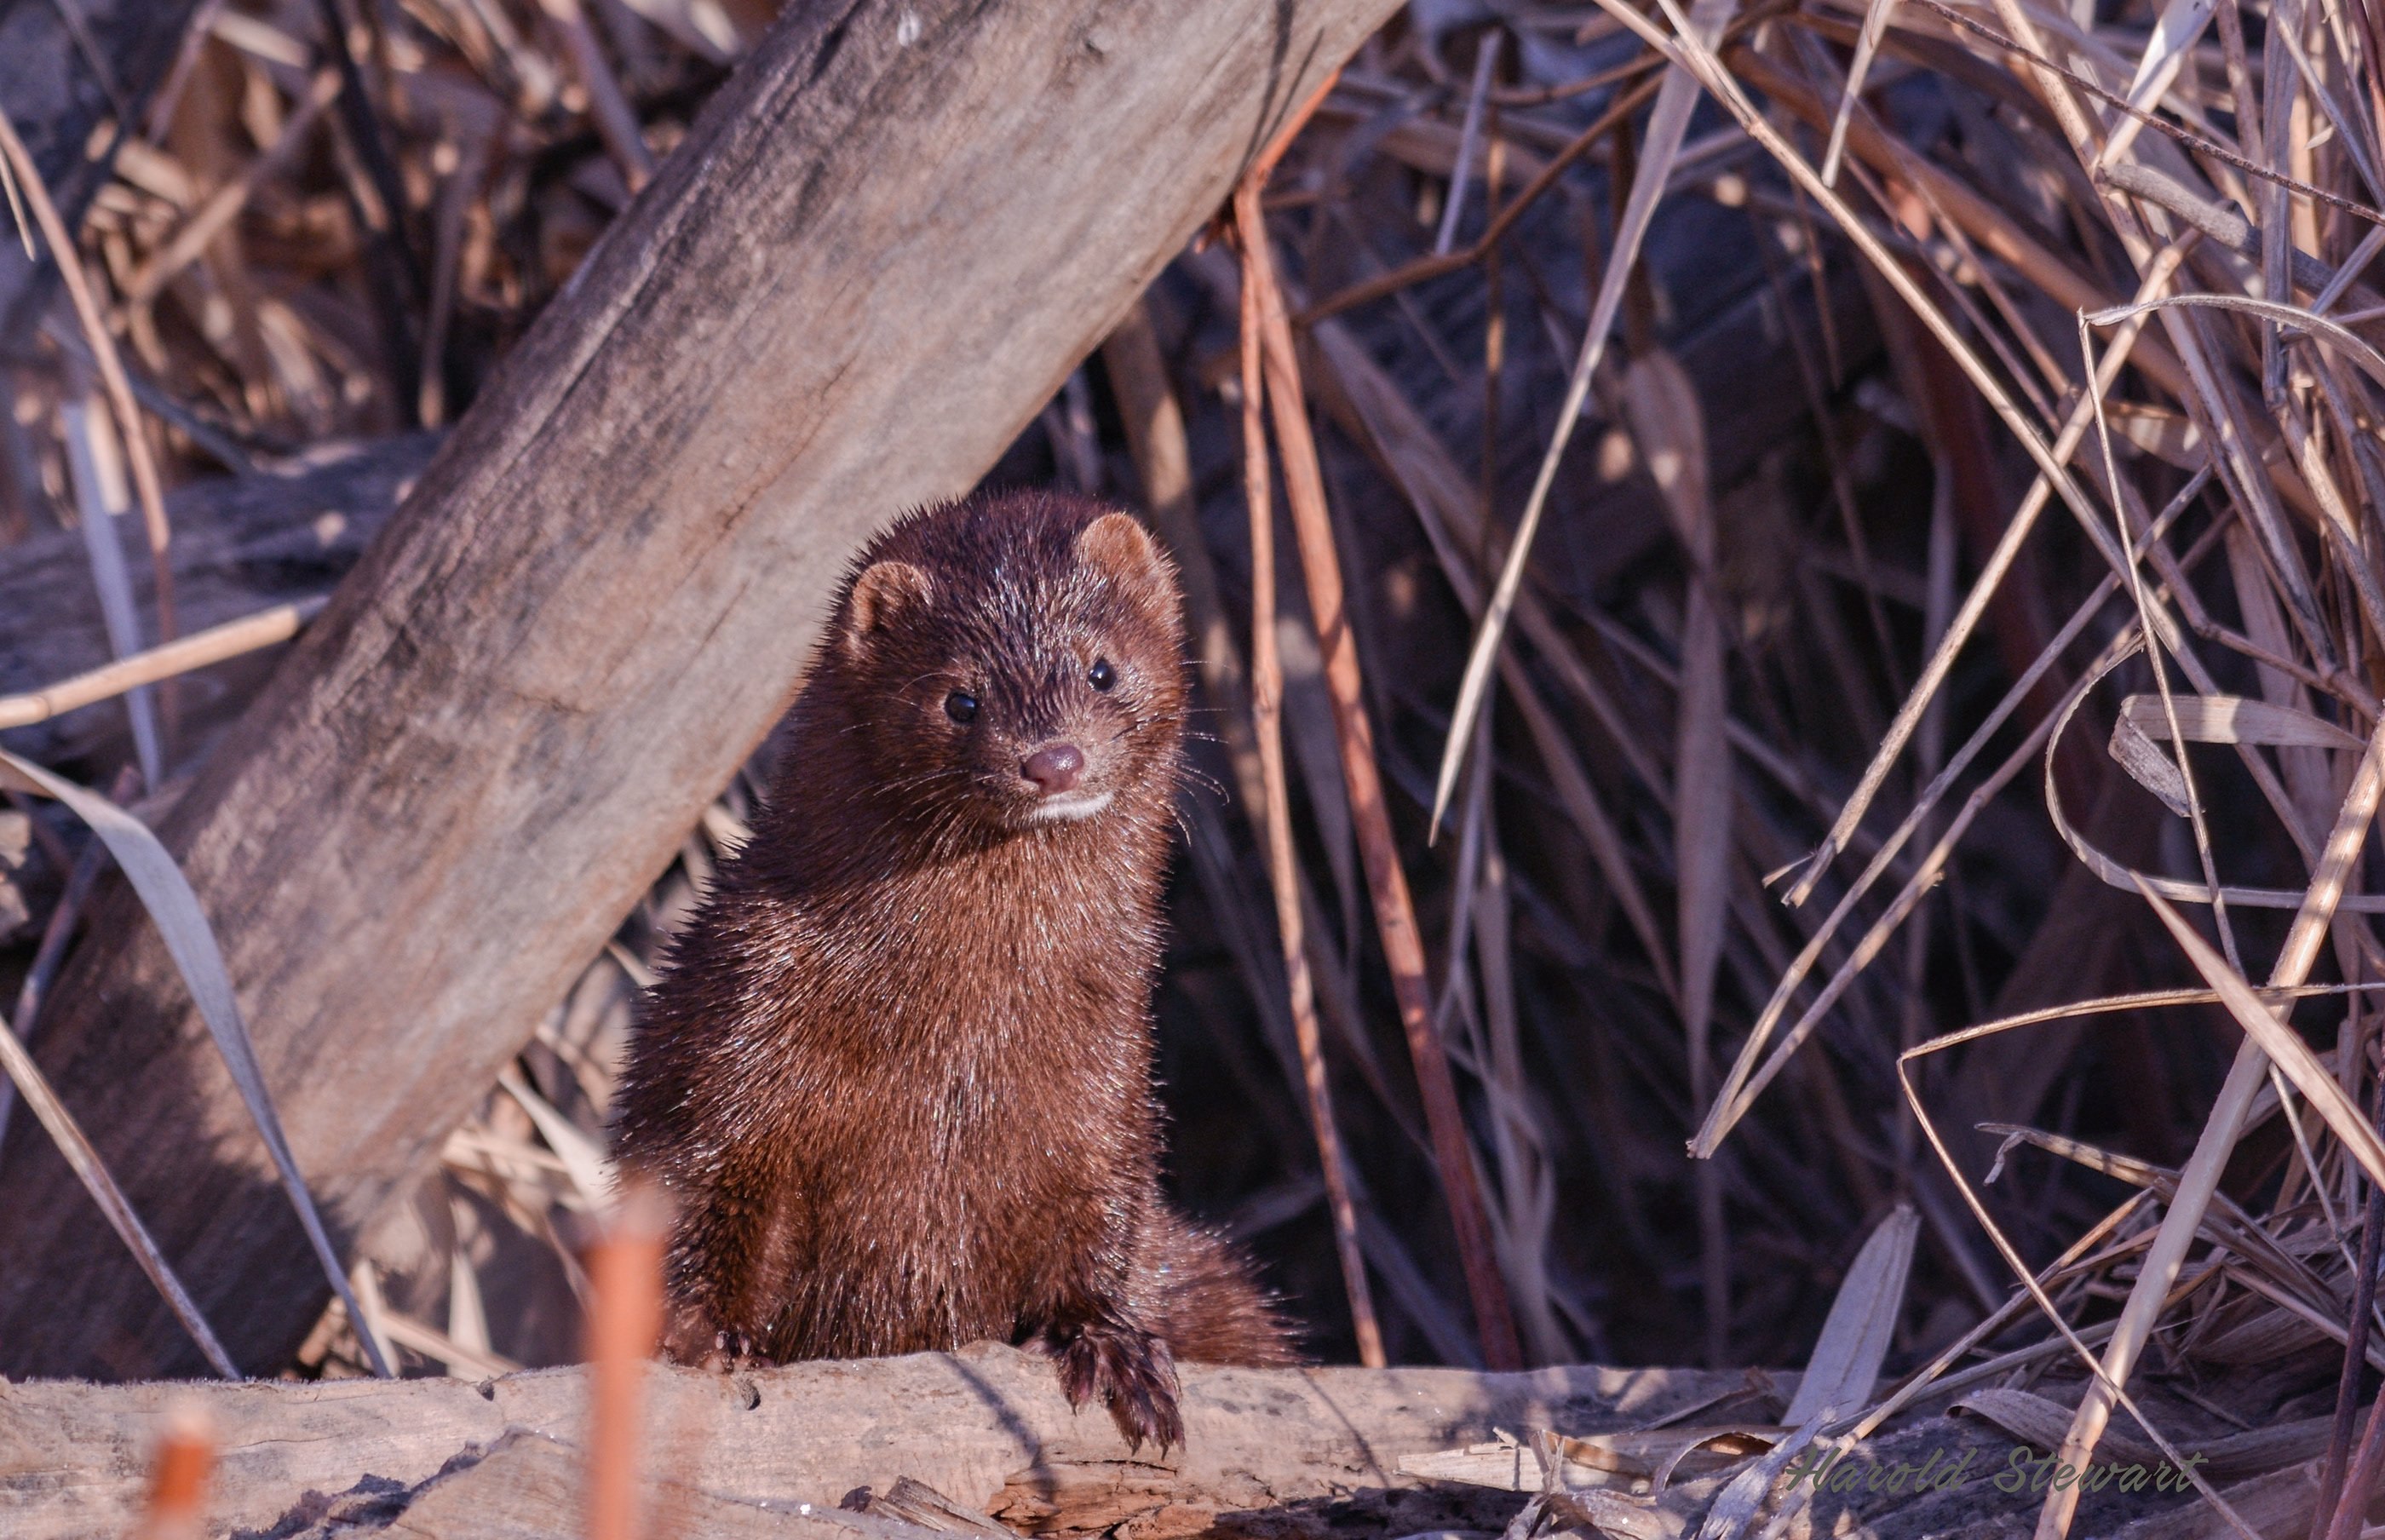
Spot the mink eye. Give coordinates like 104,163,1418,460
1088,658,1117,692
944,690,980,724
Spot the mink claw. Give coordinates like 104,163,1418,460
1055,1323,1184,1456
1112,1381,1186,1455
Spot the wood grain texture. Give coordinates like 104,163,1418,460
0,0,1400,1377
0,1346,1748,1539
326,1433,929,1540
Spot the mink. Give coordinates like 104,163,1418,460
611,487,1297,1450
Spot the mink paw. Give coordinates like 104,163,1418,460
661,1304,756,1370
707,1327,760,1369
1057,1323,1184,1453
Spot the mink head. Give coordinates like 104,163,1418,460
822,489,1187,836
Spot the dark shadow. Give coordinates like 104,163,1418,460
1234,3,1327,181
0,859,372,1380
940,1351,1059,1503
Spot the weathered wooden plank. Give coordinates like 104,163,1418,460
0,1348,1746,1539
0,0,1403,1377
302,1433,918,1540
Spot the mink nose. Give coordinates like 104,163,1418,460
1021,743,1086,795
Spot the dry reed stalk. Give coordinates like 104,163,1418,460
537,0,657,193
134,1405,215,1540
1236,195,1384,1371
1430,0,1738,837
0,101,178,665
1238,174,1522,1372
0,597,323,729
584,1182,669,1540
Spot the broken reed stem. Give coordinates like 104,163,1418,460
1235,192,1384,1371
135,1405,215,1540
1235,179,1522,1371
585,1183,669,1540
0,598,324,730
0,103,180,671
537,0,656,193
1101,299,1269,818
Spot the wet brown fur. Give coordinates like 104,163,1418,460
612,488,1296,1448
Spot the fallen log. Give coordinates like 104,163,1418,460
0,0,1403,1378
5,1347,2306,1539
0,1347,1755,1540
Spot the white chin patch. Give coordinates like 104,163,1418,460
1029,790,1115,824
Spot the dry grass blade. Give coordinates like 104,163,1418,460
1698,620,2152,1152
2084,313,2238,977
1729,1207,1923,1540
1428,0,1736,838
2032,704,2385,1540
1583,0,2159,907
1435,30,1502,257
2089,295,2385,389
0,818,112,1149
1304,317,1684,1002
2118,693,2365,752
2135,883,2385,1194
1621,348,1732,1365
2093,0,2219,170
1822,0,1903,190
1782,1204,1918,1426
0,100,177,658
1243,187,1520,1370
1896,1010,2264,1539
59,394,164,785
2045,674,2385,912
0,747,393,1378
1695,1422,1823,1540
1235,183,1384,1369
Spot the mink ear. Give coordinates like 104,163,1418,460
1076,512,1175,599
843,559,931,654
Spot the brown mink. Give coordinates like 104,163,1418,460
611,487,1296,1449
